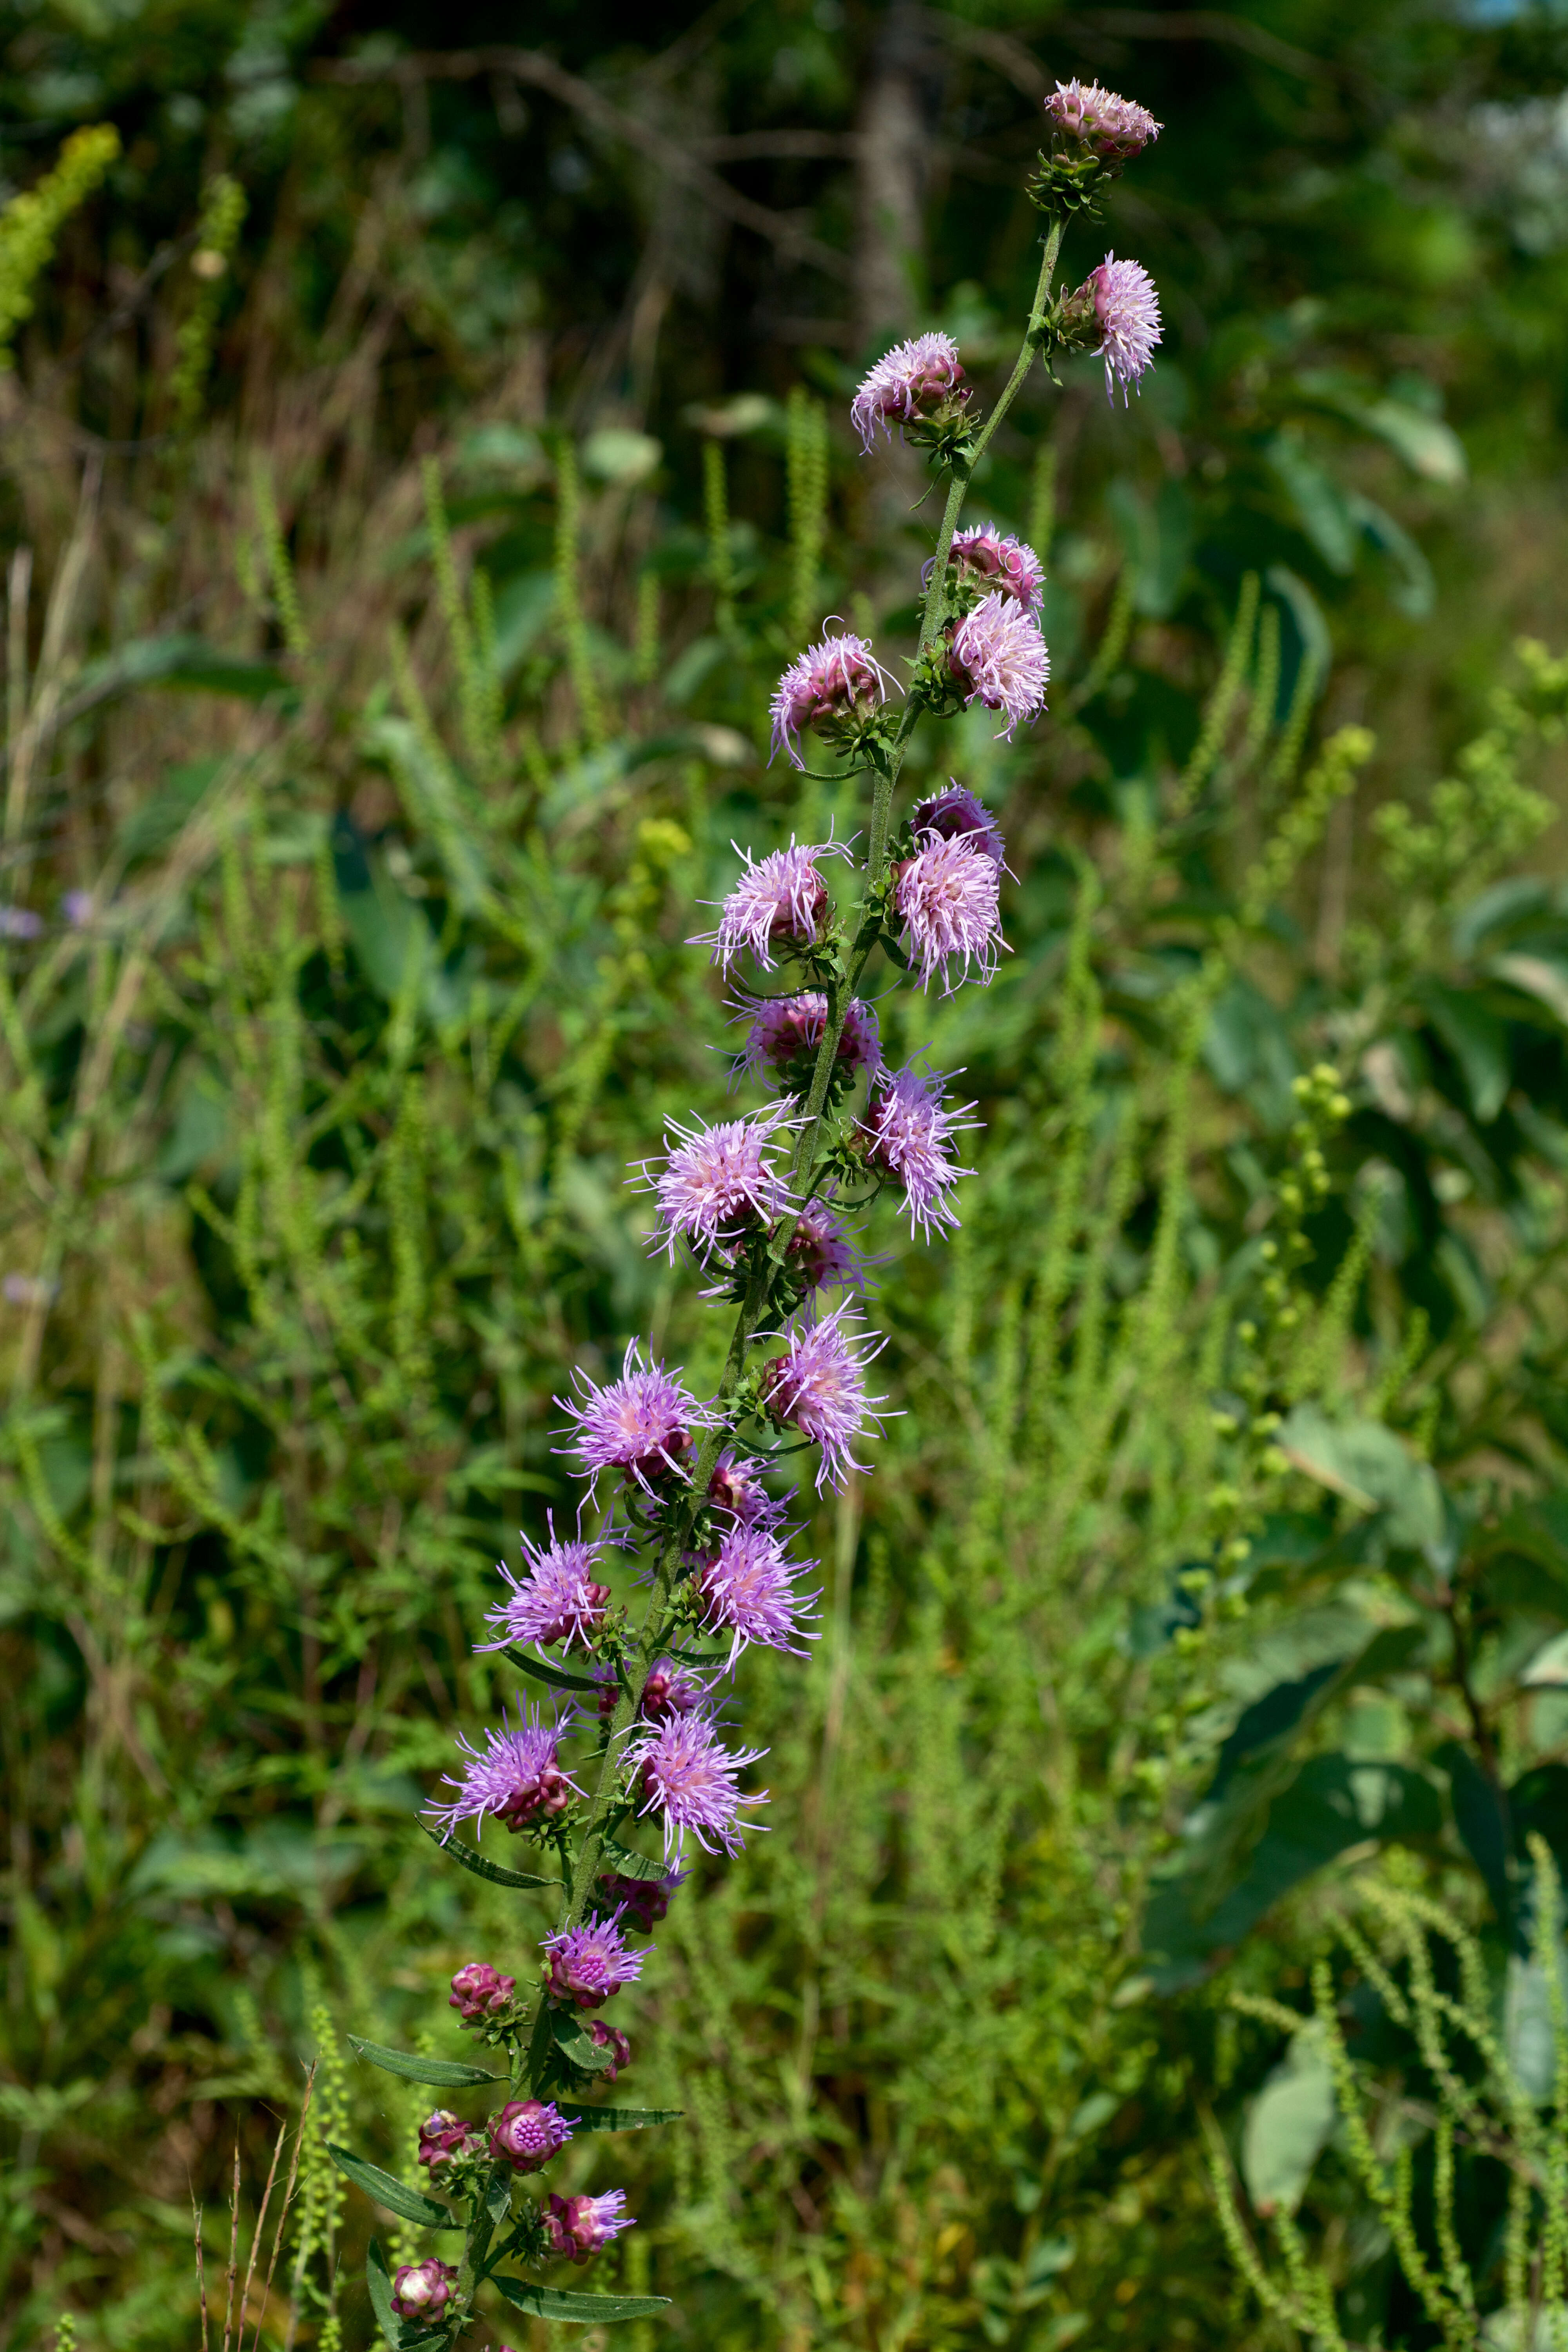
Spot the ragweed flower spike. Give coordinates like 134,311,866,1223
556,1339,711,1495
626,1709,769,1856
861,1062,980,1239
635,1102,798,1263
426,1707,581,1839
695,835,853,974
480,1514,618,1655
1083,254,1161,404
948,592,1050,739
893,829,1009,996
1044,78,1161,163
760,1301,892,1493
851,328,969,453
769,631,895,767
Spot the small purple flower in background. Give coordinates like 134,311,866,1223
893,831,1008,995
785,1192,863,1298
626,1710,769,1856
734,989,882,1089
639,1657,706,1722
594,1866,687,1932
699,1523,820,1664
929,524,1044,613
449,1960,516,2024
862,1063,979,1238
760,1302,891,1492
1044,77,1161,161
948,591,1050,739
544,2189,634,2264
392,2259,459,2318
637,1103,797,1263
696,837,852,973
61,890,94,927
557,1340,710,1495
428,1709,580,1839
589,2019,632,2079
2,1272,58,1308
0,906,42,940
769,632,894,767
851,329,969,453
707,1448,788,1530
418,2110,481,2169
544,1912,647,2008
482,1515,616,1654
490,2098,574,2174
1082,254,1161,403
912,783,1007,869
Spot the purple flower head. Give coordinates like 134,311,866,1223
392,2259,458,2319
770,632,895,767
695,836,853,975
927,524,1044,614
490,2098,573,2174
544,1912,647,2009
734,989,882,1091
893,831,1008,996
636,1103,797,1264
707,1448,789,1530
545,2189,634,2264
0,906,43,940
427,1708,581,1840
760,1302,891,1493
947,592,1049,740
481,1513,616,1655
699,1523,820,1665
911,783,1007,869
625,1710,769,1857
418,2110,483,2169
786,1191,864,1298
639,1656,706,1722
449,1960,517,2025
588,2019,632,2080
851,330,969,454
557,1339,711,1496
1083,254,1161,404
1044,78,1161,162
862,1062,980,1239
594,1866,688,1933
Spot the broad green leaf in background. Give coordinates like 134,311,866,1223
1241,2026,1337,2215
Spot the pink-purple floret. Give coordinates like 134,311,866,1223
427,1708,579,1839
863,1063,979,1238
543,1912,646,2008
761,1302,891,1492
625,1709,769,1856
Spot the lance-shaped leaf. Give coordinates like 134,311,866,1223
550,2009,617,2072
599,1837,669,1884
498,1643,603,1696
421,1824,555,1891
490,2276,670,2324
556,2104,683,2131
366,2238,450,2351
328,2145,460,2230
349,2035,500,2088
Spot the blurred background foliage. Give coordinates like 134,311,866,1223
7,0,1568,2348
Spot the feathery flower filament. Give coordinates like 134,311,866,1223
636,1103,798,1263
911,783,1007,869
695,837,852,974
557,1339,710,1495
543,1913,647,2008
893,830,1009,996
862,1062,979,1238
699,1522,820,1664
545,2190,634,2263
1044,78,1161,162
851,329,970,454
1082,253,1161,403
760,1303,891,1493
947,591,1050,740
625,1709,769,1856
769,632,895,767
426,1708,580,1839
481,1514,615,1653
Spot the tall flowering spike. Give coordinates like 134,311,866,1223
556,1339,710,1495
931,523,1044,614
862,1062,980,1238
1084,254,1161,404
543,1912,647,2008
427,1707,580,1839
545,2190,634,2264
707,1448,789,1530
636,1103,797,1263
1044,78,1161,162
911,783,1007,869
481,1513,617,1654
948,591,1050,740
699,1523,820,1665
893,831,1008,996
695,837,853,975
490,2099,574,2174
769,632,894,767
625,1709,769,1856
734,989,882,1091
760,1302,891,1493
851,329,968,454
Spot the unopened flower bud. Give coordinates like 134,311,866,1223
391,2259,459,2319
449,1960,517,2025
589,2019,632,2080
417,2109,481,2168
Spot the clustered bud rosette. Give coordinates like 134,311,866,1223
366,87,1165,2343
1030,76,1161,213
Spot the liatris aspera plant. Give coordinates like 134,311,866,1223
330,87,1164,2344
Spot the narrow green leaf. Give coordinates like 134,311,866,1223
599,1837,670,1884
490,2276,670,2324
498,1643,603,1695
349,2035,500,2089
328,2145,460,2230
557,2105,683,2131
550,2009,616,2071
421,1823,554,1891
